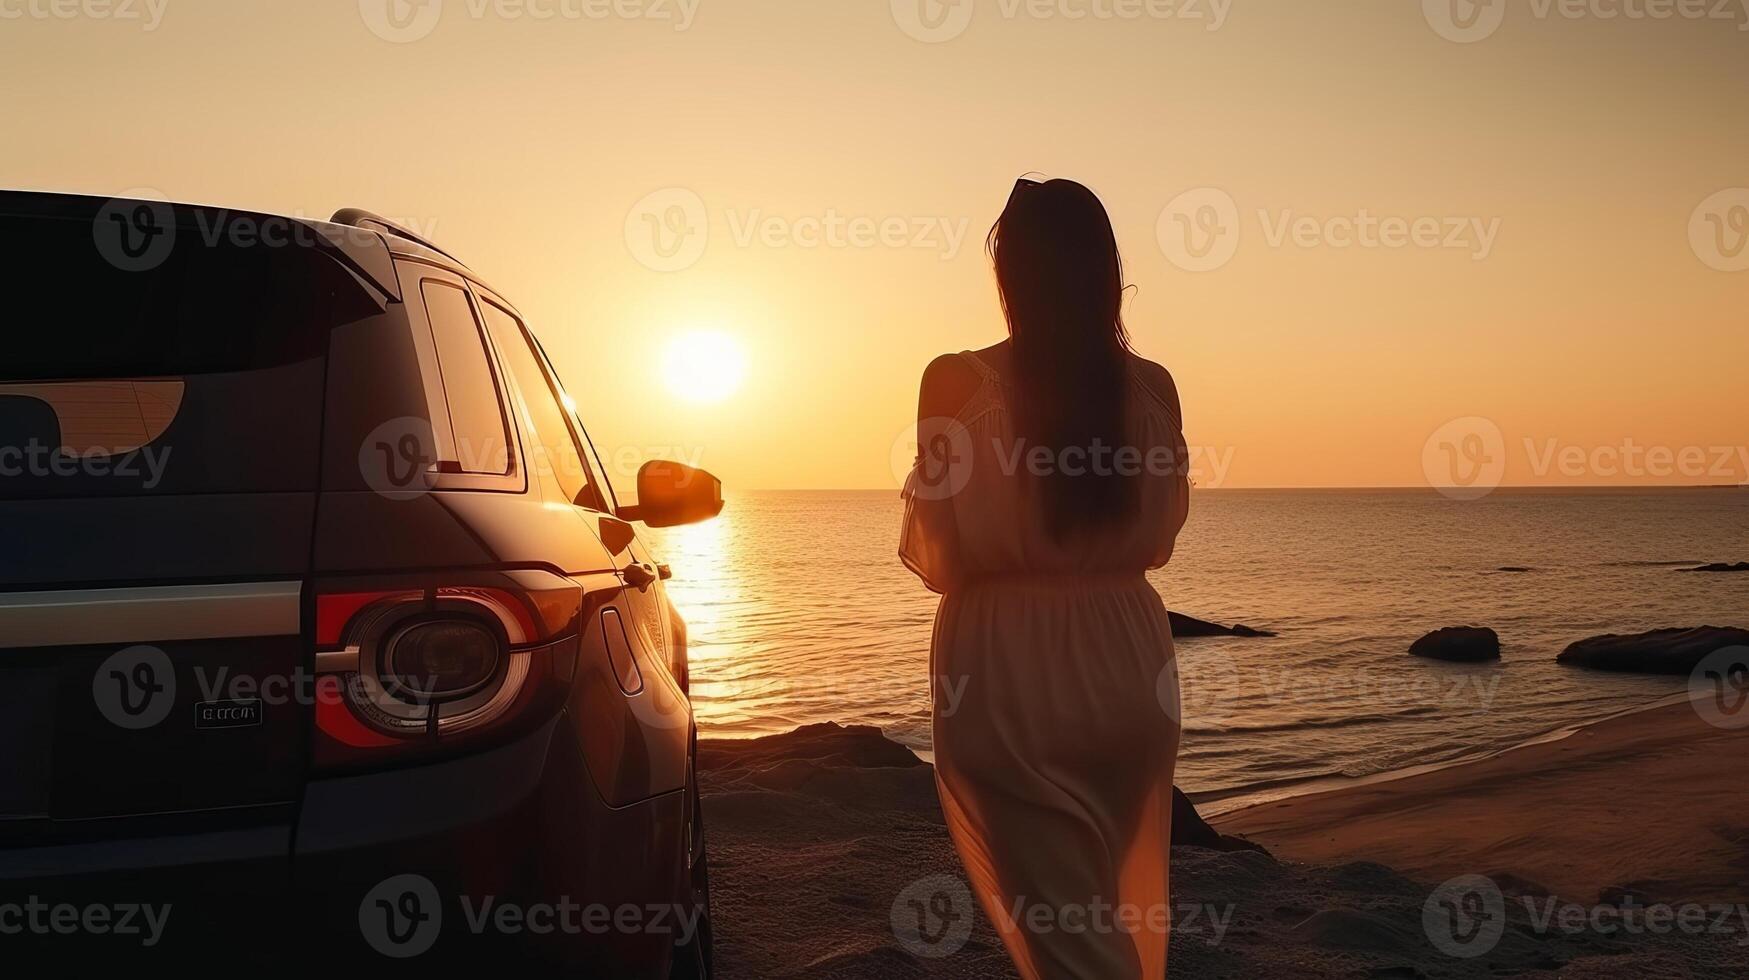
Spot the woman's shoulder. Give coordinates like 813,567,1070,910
1127,354,1184,425
918,348,994,421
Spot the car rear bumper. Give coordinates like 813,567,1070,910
0,711,689,971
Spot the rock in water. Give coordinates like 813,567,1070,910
1680,562,1749,573
1557,626,1749,674
1409,626,1501,662
1169,611,1277,638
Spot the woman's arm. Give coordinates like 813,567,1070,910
899,353,980,593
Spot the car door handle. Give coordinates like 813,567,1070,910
621,562,658,591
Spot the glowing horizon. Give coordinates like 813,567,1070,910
5,3,1744,493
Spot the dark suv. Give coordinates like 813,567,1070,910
0,191,719,974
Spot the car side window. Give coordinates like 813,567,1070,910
420,280,510,475
528,333,622,511
478,301,607,511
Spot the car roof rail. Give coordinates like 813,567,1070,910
331,208,466,266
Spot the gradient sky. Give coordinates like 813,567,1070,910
4,0,1745,490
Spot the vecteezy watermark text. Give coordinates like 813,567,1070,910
1160,651,1506,729
895,419,1234,500
0,0,169,30
358,873,703,959
0,897,172,947
1424,0,1749,44
359,0,700,43
0,440,172,489
1422,416,1749,498
888,874,1232,959
1424,874,1749,958
92,190,442,274
624,187,971,272
1158,188,1502,272
890,0,1232,43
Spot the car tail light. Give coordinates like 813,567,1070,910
310,571,582,772
384,620,499,699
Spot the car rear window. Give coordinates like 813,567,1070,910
420,280,510,475
0,210,375,498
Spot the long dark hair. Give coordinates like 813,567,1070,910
987,177,1138,536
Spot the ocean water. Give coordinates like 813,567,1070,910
647,489,1748,804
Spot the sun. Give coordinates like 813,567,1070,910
662,330,749,405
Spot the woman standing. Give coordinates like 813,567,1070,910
900,177,1190,979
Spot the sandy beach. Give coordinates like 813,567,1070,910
699,698,1748,978
1215,698,1749,906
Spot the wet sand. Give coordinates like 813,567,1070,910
1215,698,1749,904
698,706,1746,978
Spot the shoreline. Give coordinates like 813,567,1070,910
1213,693,1748,904
699,690,1695,819
695,690,1745,977
1193,689,1695,817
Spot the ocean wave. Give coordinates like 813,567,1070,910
1183,705,1440,736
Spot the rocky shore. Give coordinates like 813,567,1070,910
697,718,1744,978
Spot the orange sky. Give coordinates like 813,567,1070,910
3,1,1744,490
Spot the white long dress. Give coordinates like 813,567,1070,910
900,350,1189,980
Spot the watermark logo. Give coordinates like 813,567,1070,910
93,645,175,730
1158,187,1241,272
1691,646,1749,730
893,417,976,500
892,0,973,41
1156,656,1184,724
360,874,443,958
1159,647,1252,728
1689,188,1749,272
626,187,710,272
891,0,976,41
891,874,976,958
1423,0,1506,42
1423,874,1507,957
92,190,175,273
359,417,438,501
1423,416,1507,500
359,0,445,42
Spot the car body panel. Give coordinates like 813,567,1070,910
0,192,704,972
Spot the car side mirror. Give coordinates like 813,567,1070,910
618,461,724,528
